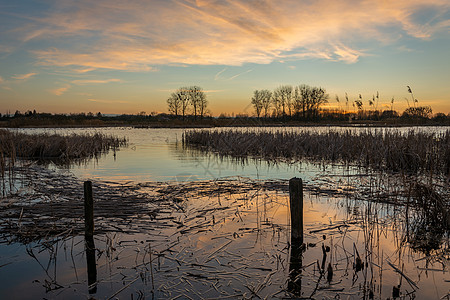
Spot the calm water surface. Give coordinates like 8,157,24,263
15,126,448,183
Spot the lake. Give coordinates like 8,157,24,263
0,126,448,299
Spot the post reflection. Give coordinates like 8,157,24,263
85,236,97,294
288,240,304,296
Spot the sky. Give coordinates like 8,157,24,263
0,0,449,116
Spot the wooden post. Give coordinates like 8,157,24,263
84,181,97,293
289,177,304,296
84,181,94,238
289,177,303,245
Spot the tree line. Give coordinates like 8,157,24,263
167,86,208,120
250,85,439,121
251,84,329,119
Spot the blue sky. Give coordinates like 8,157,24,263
0,0,449,115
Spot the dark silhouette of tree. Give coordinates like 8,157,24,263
188,86,207,120
169,87,190,120
251,90,264,118
167,92,181,117
309,86,328,118
198,90,208,119
295,85,308,117
273,85,293,117
260,89,272,118
293,85,328,119
167,86,207,120
272,89,282,117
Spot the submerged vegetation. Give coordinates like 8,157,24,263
183,129,450,176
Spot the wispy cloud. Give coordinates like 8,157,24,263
12,72,37,80
332,44,366,64
49,84,71,96
227,69,253,81
88,98,129,104
47,78,122,95
214,68,228,80
215,68,253,80
71,78,122,85
4,0,449,70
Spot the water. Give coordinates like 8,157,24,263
12,126,448,183
1,126,449,299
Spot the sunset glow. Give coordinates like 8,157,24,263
1,0,449,115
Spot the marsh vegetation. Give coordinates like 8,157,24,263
183,129,450,176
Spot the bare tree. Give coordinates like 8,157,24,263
310,86,328,118
167,92,181,117
188,86,206,120
198,90,208,119
273,85,293,117
295,85,328,119
167,86,207,120
251,90,264,118
176,87,190,120
271,93,282,117
259,89,272,118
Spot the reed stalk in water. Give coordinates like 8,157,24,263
183,129,450,176
0,129,127,162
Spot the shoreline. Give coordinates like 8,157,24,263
2,122,450,129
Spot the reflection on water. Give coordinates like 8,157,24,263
85,236,97,295
1,176,449,299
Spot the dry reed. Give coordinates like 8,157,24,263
0,129,127,163
183,129,450,176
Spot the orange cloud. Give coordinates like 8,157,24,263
49,84,71,96
71,78,122,85
14,0,448,70
88,98,129,104
12,72,37,80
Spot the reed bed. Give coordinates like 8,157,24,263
183,129,450,176
0,129,127,163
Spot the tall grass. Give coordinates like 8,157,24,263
0,129,127,162
183,129,450,176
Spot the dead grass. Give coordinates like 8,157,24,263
0,129,127,162
183,129,450,176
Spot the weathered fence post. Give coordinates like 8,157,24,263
83,180,97,294
289,177,303,245
288,177,304,296
84,181,94,238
